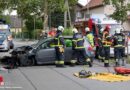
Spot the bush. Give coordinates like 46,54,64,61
63,28,73,36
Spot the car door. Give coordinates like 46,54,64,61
35,40,56,64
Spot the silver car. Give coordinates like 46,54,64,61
12,37,94,66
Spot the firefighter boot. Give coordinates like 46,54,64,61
56,61,65,67
115,59,119,66
70,60,77,67
121,59,125,66
104,60,109,67
86,58,92,67
88,62,92,67
101,57,105,62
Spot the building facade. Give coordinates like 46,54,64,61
75,0,130,31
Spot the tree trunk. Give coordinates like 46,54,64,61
64,0,67,28
43,0,48,30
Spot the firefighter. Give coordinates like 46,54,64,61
102,25,112,67
113,28,125,66
70,28,78,66
85,27,94,64
98,28,104,62
54,26,65,67
72,28,92,67
85,27,94,47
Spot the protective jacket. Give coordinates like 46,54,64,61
54,30,65,47
86,32,94,47
102,31,112,47
72,33,84,50
113,33,125,47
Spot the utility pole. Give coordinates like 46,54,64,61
64,0,72,28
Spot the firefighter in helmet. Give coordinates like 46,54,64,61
72,27,92,67
54,26,65,67
85,27,94,47
98,28,104,62
102,25,112,67
113,28,125,66
70,28,78,66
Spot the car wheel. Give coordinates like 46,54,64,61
18,54,35,66
77,56,85,65
26,58,36,66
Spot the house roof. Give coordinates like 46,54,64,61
81,0,104,11
77,3,83,8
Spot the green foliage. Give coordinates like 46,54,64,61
51,12,64,27
0,0,78,38
63,28,73,36
103,0,130,24
0,15,11,24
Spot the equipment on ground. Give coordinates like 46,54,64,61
114,67,130,74
74,71,130,82
79,70,92,78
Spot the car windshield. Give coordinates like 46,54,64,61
0,33,6,40
31,37,52,48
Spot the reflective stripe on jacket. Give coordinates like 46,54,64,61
72,33,84,49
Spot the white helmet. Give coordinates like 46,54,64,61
116,28,121,34
72,28,78,33
85,27,90,32
100,28,104,33
58,26,64,31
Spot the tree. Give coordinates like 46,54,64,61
104,0,130,28
0,0,77,30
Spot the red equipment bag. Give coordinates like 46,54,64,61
0,75,3,85
114,67,130,74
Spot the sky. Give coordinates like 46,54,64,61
78,0,90,6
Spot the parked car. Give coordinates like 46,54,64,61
10,36,95,66
0,33,14,51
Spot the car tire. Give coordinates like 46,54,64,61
77,56,85,65
26,58,36,66
19,54,35,66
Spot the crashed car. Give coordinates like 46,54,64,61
10,36,95,66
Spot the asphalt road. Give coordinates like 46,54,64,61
0,39,130,90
